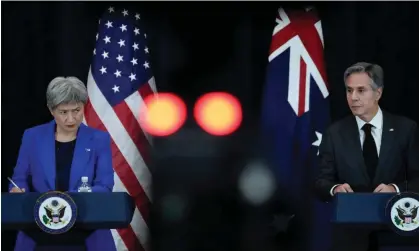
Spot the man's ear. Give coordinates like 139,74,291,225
375,87,383,101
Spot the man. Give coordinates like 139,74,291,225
314,62,419,251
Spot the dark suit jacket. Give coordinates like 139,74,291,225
315,110,419,202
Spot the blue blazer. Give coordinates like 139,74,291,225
10,120,117,251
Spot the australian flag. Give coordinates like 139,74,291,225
260,7,332,251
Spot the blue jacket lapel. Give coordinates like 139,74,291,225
42,120,57,190
69,123,93,190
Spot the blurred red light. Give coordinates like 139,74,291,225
139,93,187,136
194,92,242,136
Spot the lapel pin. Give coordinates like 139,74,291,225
389,128,394,131
85,148,91,152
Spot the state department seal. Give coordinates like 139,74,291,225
385,192,419,236
34,191,77,234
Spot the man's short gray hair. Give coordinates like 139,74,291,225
343,62,384,90
46,76,88,110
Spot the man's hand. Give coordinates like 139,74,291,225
374,184,396,193
333,183,354,194
10,187,25,193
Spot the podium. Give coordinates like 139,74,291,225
332,193,419,249
1,192,135,250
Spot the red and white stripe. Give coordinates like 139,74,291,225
268,7,328,117
84,68,156,251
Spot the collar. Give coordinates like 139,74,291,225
355,107,383,130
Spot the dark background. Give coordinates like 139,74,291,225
2,1,419,251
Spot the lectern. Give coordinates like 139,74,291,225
332,193,419,250
2,192,135,250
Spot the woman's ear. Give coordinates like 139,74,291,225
48,107,54,116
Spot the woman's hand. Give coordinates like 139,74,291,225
10,187,25,193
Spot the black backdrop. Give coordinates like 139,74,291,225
2,2,419,250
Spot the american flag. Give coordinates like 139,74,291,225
260,7,331,251
83,6,155,251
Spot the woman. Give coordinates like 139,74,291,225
9,77,116,251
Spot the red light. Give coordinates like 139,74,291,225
194,92,242,136
139,93,187,136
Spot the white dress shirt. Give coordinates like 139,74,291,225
355,107,383,155
330,108,399,195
